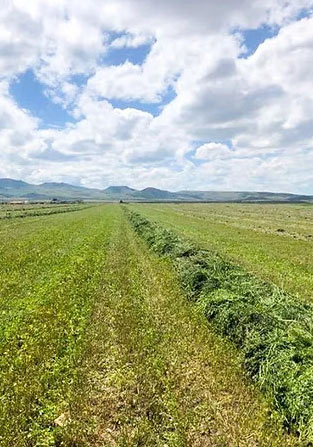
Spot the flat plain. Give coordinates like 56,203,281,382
131,202,313,301
2,202,312,446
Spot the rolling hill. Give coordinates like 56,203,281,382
0,178,312,203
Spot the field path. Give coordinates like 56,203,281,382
64,208,297,446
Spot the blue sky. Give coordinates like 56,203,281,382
240,26,278,57
1,1,313,193
9,39,173,125
10,70,75,128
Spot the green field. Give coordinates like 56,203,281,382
2,203,313,446
130,203,313,301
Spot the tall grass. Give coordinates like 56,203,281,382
127,209,313,442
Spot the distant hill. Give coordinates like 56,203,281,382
0,178,312,203
136,187,178,200
105,186,136,194
104,186,137,198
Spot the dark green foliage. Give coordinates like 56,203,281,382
127,209,313,442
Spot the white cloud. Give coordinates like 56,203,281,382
110,33,153,49
159,16,313,154
1,0,313,193
195,143,233,160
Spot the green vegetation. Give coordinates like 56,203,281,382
0,204,299,446
130,203,313,300
127,208,313,442
0,202,94,220
0,206,115,445
63,209,295,446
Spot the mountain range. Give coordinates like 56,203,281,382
1,178,312,203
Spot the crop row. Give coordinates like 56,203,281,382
0,204,94,220
127,209,313,442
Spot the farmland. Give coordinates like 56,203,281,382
0,202,94,220
131,203,313,301
1,203,313,446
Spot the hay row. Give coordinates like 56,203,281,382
127,209,313,442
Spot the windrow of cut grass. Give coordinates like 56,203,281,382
0,203,94,220
126,209,313,443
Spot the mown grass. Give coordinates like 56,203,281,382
127,208,313,443
0,205,117,446
61,208,297,446
130,203,313,301
0,204,302,446
0,202,94,220
161,203,313,242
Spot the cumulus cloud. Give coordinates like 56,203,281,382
1,0,313,192
159,16,313,155
195,143,233,160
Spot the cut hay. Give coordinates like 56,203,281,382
127,209,313,442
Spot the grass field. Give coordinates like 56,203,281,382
130,203,313,301
1,203,312,446
0,206,115,445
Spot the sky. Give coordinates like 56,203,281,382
1,0,313,193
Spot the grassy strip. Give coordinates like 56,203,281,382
127,209,313,443
0,206,116,446
0,203,94,220
61,208,296,446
